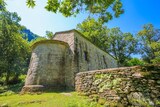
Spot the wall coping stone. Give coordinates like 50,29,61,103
76,66,141,75
31,40,69,50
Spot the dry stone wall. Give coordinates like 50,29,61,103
75,65,160,106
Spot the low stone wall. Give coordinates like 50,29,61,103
75,65,160,106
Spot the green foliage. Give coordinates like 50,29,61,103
29,37,47,46
0,85,7,93
106,28,138,66
94,74,112,79
125,58,145,66
98,98,106,105
130,98,152,107
93,79,102,85
0,90,15,96
46,30,54,39
0,0,6,11
0,11,31,84
45,0,60,13
94,74,121,92
77,19,138,66
0,82,24,94
156,100,160,105
151,41,160,64
137,24,160,64
25,0,124,23
99,82,112,92
26,0,35,8
98,78,121,92
112,78,121,86
78,21,159,65
19,75,26,82
77,18,108,50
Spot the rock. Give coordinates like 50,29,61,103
132,92,143,99
151,93,156,98
130,87,136,92
136,87,143,92
152,90,159,95
21,85,44,94
91,91,97,94
157,80,160,84
146,98,154,106
148,80,155,84
132,72,143,78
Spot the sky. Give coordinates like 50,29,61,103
6,0,160,37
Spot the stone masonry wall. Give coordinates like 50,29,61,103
75,65,160,106
73,31,117,73
54,31,75,53
54,30,117,75
23,29,117,92
22,40,74,92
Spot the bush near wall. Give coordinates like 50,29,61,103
75,65,160,107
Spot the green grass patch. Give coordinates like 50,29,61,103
0,92,102,107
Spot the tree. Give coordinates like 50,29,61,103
125,58,145,66
29,36,47,46
77,19,138,66
0,11,30,84
106,28,137,66
151,42,160,64
137,24,160,64
25,0,124,23
0,0,6,11
77,18,108,50
46,30,54,39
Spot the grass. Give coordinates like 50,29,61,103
0,76,102,107
0,91,102,107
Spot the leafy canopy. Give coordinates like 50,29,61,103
0,0,6,11
26,0,124,23
125,58,145,66
77,18,138,66
0,10,30,84
137,24,160,64
77,18,107,50
106,28,138,66
46,30,54,39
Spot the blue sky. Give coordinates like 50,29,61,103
6,0,160,37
